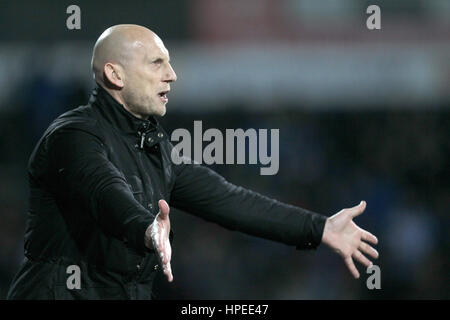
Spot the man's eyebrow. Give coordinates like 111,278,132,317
149,56,172,64
145,53,170,64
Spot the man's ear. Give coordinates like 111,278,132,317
103,63,124,88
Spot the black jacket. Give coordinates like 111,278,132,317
7,85,327,300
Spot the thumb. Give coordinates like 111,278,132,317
348,200,366,218
158,199,170,219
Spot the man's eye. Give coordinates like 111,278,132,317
153,59,163,65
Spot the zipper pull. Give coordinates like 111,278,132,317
140,132,146,149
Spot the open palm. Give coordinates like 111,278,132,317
321,201,379,278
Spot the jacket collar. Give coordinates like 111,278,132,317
89,84,167,148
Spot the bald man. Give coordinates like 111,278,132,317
7,25,378,300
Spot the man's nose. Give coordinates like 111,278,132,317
164,64,177,83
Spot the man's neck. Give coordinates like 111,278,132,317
99,83,148,120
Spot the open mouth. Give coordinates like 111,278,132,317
158,90,169,97
158,90,169,103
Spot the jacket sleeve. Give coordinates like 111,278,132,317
169,159,327,250
45,127,154,254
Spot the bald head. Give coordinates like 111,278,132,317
92,25,157,84
90,24,177,119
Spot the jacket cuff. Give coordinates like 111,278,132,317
296,213,327,250
124,213,174,255
124,212,154,255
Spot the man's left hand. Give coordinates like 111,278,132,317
321,201,379,279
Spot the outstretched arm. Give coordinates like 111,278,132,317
321,201,379,278
170,161,327,250
169,147,378,280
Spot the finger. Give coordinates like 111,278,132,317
348,201,366,218
361,230,378,245
159,245,165,265
150,220,160,249
164,261,173,282
158,199,170,220
344,256,360,279
150,223,165,263
359,241,379,259
159,229,166,264
353,250,372,268
152,234,164,263
159,233,172,265
165,240,172,265
163,239,171,265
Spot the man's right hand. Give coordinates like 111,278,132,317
145,199,173,282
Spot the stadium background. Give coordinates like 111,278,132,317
0,0,448,299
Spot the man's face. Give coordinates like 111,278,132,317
121,34,177,118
